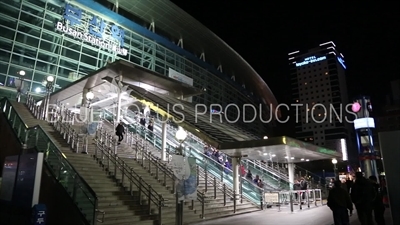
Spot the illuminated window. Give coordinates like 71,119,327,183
325,72,329,75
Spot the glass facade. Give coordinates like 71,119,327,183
0,0,268,136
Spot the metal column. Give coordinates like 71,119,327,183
116,74,123,124
161,116,167,161
288,163,295,190
232,157,240,200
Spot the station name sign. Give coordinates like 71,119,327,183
296,56,326,67
55,4,128,56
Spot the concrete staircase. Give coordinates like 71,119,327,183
99,123,260,224
9,101,156,225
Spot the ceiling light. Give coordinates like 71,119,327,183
301,158,305,161
263,153,268,156
306,159,309,162
66,103,69,105
290,157,294,160
271,154,276,157
284,156,288,159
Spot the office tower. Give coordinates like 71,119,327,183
288,41,351,158
391,79,400,104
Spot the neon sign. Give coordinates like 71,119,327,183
337,57,346,69
296,56,326,67
56,4,128,56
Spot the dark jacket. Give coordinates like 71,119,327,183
350,177,376,209
371,182,385,209
116,124,125,135
327,186,353,210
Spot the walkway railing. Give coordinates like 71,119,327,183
108,109,293,189
93,137,164,224
2,97,100,225
101,111,270,205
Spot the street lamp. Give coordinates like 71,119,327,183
263,136,268,139
175,126,187,155
15,70,26,102
332,158,338,180
43,75,54,121
174,126,188,224
86,91,94,122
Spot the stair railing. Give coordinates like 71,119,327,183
93,133,165,225
101,111,271,206
1,97,100,225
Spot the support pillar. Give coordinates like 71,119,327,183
232,157,240,200
116,74,123,125
288,163,295,190
161,116,167,161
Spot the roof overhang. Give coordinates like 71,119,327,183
219,136,342,163
106,60,203,97
49,60,203,104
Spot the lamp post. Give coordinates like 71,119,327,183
15,70,25,102
43,75,54,121
174,127,187,225
175,127,188,156
82,91,94,155
86,91,94,122
332,158,338,180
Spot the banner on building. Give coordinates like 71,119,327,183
168,68,193,103
169,155,198,201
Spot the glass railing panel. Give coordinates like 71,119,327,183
0,98,97,225
104,109,275,202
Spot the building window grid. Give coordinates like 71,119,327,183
0,0,262,134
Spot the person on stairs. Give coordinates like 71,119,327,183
115,121,125,145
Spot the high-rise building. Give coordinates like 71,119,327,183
390,79,400,104
288,41,351,157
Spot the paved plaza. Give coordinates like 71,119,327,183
193,205,393,225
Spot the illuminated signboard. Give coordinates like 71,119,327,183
354,118,375,129
296,56,326,67
56,4,128,56
337,57,346,69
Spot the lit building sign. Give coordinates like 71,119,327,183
354,117,375,129
337,57,346,69
56,4,128,56
296,56,326,67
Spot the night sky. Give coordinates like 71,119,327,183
171,1,399,114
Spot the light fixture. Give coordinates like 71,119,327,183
46,75,54,83
306,159,309,162
175,127,187,143
332,158,338,164
263,136,268,139
290,157,294,160
86,91,94,101
284,156,288,159
35,87,41,93
271,154,276,157
301,158,305,161
263,153,268,156
19,70,25,76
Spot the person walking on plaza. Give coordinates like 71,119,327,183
115,121,125,144
327,180,353,225
369,175,386,225
350,172,376,225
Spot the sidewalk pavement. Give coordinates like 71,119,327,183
192,205,393,225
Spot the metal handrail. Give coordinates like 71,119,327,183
102,111,269,204
1,97,99,225
94,136,164,223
